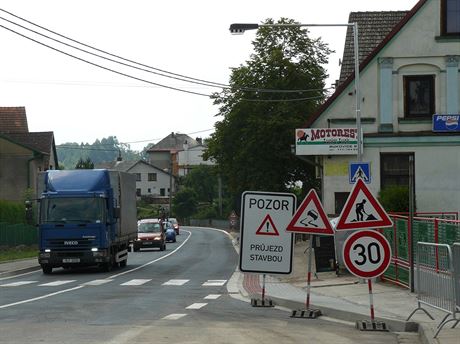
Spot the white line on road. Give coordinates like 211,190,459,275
39,280,76,286
202,280,227,286
186,303,207,310
162,279,189,286
0,286,84,309
82,279,113,286
0,281,37,287
204,294,221,300
120,279,151,286
162,313,187,320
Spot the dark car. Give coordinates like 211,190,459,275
133,219,166,251
164,221,177,243
169,217,180,235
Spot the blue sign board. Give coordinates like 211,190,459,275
432,114,460,132
349,162,371,184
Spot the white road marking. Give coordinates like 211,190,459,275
204,294,221,300
82,279,113,286
0,281,37,287
186,303,207,309
202,280,227,286
0,286,84,309
39,280,76,286
162,313,187,320
162,279,189,286
120,279,151,286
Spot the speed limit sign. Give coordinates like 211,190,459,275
342,230,391,279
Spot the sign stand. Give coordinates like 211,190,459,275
291,235,322,319
251,273,274,307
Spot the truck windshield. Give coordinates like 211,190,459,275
40,197,106,224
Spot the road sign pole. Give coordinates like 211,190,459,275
368,279,375,321
306,235,313,309
262,274,266,302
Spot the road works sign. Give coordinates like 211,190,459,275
239,191,296,274
342,230,391,279
336,179,393,231
286,189,334,235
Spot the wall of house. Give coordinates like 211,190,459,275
147,151,171,171
0,139,33,201
128,163,172,197
177,146,214,176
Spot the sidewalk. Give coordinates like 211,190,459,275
234,239,459,344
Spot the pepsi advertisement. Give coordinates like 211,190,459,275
432,114,460,132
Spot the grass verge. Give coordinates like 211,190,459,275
0,246,38,263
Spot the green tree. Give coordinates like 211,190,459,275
172,188,198,222
205,18,329,206
75,157,94,169
183,165,218,204
378,185,409,212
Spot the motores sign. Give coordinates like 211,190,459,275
239,191,295,274
295,128,358,155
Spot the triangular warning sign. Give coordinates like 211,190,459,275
255,214,279,236
286,189,334,235
336,179,393,231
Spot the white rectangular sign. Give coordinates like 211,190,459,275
239,191,295,274
296,128,358,155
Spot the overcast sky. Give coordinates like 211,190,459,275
0,0,419,151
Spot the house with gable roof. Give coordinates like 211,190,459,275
297,0,460,215
0,107,59,201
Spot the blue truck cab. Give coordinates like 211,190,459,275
37,169,137,274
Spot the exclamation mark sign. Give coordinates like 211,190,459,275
266,222,269,232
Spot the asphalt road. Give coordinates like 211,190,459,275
0,227,407,343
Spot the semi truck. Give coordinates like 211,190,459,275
37,169,137,274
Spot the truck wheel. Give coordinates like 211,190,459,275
133,245,139,252
42,265,52,274
119,259,127,268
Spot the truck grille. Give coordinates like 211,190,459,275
45,238,95,250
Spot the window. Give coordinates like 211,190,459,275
148,173,157,181
404,75,435,118
380,153,412,189
334,192,349,216
147,188,151,193
136,188,141,197
135,173,141,182
442,0,460,35
160,188,165,196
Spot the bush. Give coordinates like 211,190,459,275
378,185,409,212
0,200,26,224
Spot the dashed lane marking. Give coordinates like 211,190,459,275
204,294,221,300
162,313,187,320
162,279,189,286
120,279,151,286
202,280,227,286
39,280,76,287
0,281,37,287
186,303,207,310
82,279,113,286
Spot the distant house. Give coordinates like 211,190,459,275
0,107,58,202
95,159,175,198
177,138,214,176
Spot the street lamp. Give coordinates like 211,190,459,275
229,22,363,161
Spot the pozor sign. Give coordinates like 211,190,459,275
239,191,296,274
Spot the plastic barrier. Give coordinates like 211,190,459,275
407,242,459,338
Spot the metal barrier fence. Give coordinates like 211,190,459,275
406,242,459,338
0,222,38,246
381,215,460,288
454,243,460,312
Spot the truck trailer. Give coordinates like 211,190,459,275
37,169,137,274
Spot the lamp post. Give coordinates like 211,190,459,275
230,22,363,161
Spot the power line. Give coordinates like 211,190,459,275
0,8,333,95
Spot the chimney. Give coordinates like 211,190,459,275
116,150,122,161
196,137,202,145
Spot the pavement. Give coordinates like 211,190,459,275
1,235,459,344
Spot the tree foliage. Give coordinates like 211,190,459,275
75,157,94,169
205,18,329,205
182,165,218,204
378,185,409,212
57,136,142,169
172,187,198,221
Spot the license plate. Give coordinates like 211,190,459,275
62,258,80,263
143,242,153,245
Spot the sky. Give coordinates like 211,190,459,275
0,0,419,152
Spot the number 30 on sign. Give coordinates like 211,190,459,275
342,230,391,279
